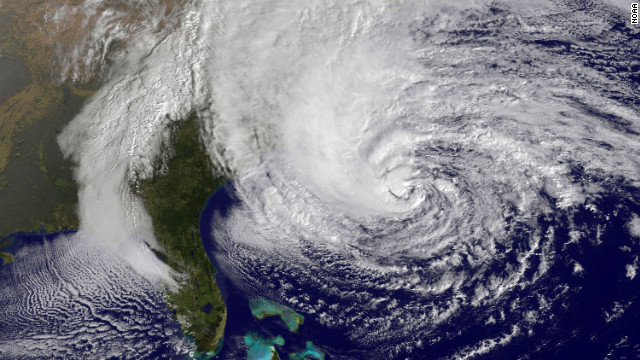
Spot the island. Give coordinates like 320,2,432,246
289,341,326,360
245,332,286,360
250,297,306,334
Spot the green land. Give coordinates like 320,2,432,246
249,298,306,334
138,116,227,353
0,1,228,355
0,251,13,264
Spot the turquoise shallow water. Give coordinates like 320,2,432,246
289,341,326,360
200,184,331,359
244,332,285,360
249,298,305,333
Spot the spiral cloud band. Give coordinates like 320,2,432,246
203,0,640,358
52,0,640,358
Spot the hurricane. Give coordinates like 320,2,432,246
49,0,640,358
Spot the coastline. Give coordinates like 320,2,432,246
198,182,234,306
0,228,77,266
198,181,253,358
137,117,227,354
198,182,330,359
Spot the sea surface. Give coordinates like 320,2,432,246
2,1,640,359
201,177,640,359
201,184,346,359
0,231,190,359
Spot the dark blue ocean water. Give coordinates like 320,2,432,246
200,175,640,360
193,8,640,359
2,3,640,358
200,183,347,360
0,230,188,360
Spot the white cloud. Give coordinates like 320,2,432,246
57,2,208,284
627,214,640,239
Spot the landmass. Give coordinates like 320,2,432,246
0,1,228,354
138,116,227,354
289,341,326,360
0,0,96,236
0,251,13,265
248,298,325,359
0,0,180,235
244,332,285,360
249,298,306,334
0,238,13,265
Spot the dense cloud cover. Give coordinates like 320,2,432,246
48,0,640,358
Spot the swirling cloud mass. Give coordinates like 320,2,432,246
50,0,640,358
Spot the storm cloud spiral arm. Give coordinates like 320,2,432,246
202,1,640,359
38,0,640,358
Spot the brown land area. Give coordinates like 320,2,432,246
0,0,182,234
0,0,89,235
0,1,227,355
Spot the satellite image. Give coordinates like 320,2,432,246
0,0,639,359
